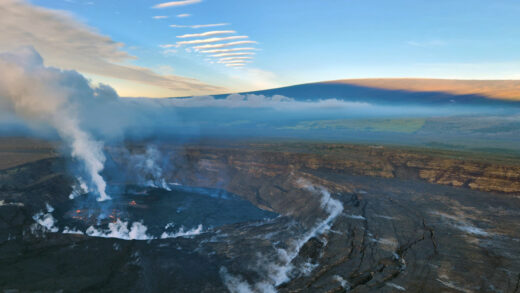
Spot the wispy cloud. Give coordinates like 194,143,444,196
226,63,245,67
407,40,446,47
218,60,251,64
153,0,257,70
175,36,248,46
153,0,201,9
153,15,169,19
162,48,178,55
193,41,257,50
0,0,222,95
211,52,255,57
170,23,229,29
177,30,235,38
177,13,190,18
219,56,253,61
200,47,256,53
64,0,94,4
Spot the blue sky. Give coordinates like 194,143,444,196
4,0,520,97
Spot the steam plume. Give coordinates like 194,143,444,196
0,47,110,200
221,180,344,292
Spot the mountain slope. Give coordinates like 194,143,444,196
237,78,520,105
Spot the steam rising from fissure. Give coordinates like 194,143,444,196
221,180,344,293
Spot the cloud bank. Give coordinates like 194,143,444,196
2,47,508,173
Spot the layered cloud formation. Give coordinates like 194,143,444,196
155,0,260,69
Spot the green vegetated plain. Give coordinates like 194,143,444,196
281,118,426,133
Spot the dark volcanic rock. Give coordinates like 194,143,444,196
1,141,520,292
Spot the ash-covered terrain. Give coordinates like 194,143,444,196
1,138,519,292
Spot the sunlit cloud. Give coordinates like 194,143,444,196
193,40,257,50
153,0,201,9
219,56,253,61
153,15,168,19
161,94,374,109
177,13,190,18
64,0,94,4
0,0,222,95
200,47,256,53
211,52,255,57
218,60,251,64
162,48,178,55
175,36,248,46
226,63,245,67
170,23,230,28
407,40,446,47
177,30,235,38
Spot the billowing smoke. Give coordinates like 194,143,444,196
160,224,204,239
113,145,174,190
31,203,58,233
0,47,112,200
60,222,204,240
86,219,152,240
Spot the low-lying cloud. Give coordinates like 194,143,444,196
157,94,370,110
2,47,514,198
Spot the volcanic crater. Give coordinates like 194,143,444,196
1,139,520,292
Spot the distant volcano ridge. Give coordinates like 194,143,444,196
210,78,520,106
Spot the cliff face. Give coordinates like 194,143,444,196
2,138,518,197
166,144,520,201
161,144,520,292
